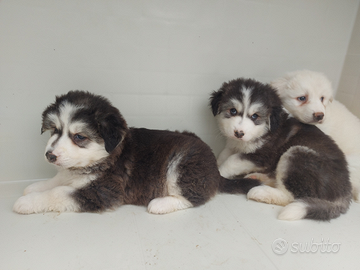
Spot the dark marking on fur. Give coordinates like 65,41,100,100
218,177,261,194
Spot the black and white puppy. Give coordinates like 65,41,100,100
210,78,352,221
13,90,260,215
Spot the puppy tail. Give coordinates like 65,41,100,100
278,196,351,221
218,177,261,194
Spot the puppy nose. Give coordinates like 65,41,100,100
46,151,57,163
234,130,245,139
313,112,324,121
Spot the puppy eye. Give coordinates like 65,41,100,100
297,96,307,102
74,134,87,142
320,97,324,102
229,108,237,116
52,128,59,135
251,114,259,120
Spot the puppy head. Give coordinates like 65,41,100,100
210,78,286,143
271,70,333,124
41,90,128,169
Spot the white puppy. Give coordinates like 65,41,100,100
271,70,360,202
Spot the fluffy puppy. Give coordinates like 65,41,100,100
210,78,352,221
271,70,360,202
13,90,260,215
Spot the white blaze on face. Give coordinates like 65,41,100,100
44,102,109,169
217,87,269,142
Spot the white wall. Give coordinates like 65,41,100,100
1,0,359,182
337,3,360,118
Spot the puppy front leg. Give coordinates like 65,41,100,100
217,147,234,166
23,170,72,195
13,186,79,214
218,154,258,178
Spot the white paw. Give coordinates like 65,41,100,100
247,186,273,204
218,166,230,178
148,196,193,215
248,186,291,206
13,194,39,214
14,186,78,215
353,191,360,203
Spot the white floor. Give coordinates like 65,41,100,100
1,180,360,270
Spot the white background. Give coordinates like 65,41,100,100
1,0,359,182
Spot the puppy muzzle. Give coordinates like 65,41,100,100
234,130,245,139
45,151,57,163
313,112,324,122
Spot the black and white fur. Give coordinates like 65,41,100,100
271,70,360,202
13,90,260,215
210,78,352,221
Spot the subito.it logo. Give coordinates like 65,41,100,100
272,238,288,255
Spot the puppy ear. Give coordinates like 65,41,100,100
98,112,128,153
269,106,286,133
209,90,223,116
41,103,58,135
270,77,288,93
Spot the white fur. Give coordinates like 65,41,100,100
218,154,260,178
216,86,268,179
13,186,80,214
147,196,193,214
44,103,109,169
48,136,108,168
14,102,109,215
215,83,321,220
217,137,265,168
217,145,235,166
271,70,360,202
166,154,183,196
24,169,95,196
14,169,96,214
247,185,293,206
147,153,195,214
246,147,312,220
216,87,269,144
278,201,307,221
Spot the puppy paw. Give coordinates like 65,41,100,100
13,194,39,214
148,196,192,215
352,191,360,203
247,186,290,206
218,166,230,178
14,186,78,215
247,186,274,204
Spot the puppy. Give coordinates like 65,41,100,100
210,78,352,221
13,90,260,215
271,70,360,202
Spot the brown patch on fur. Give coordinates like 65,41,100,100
245,173,276,187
